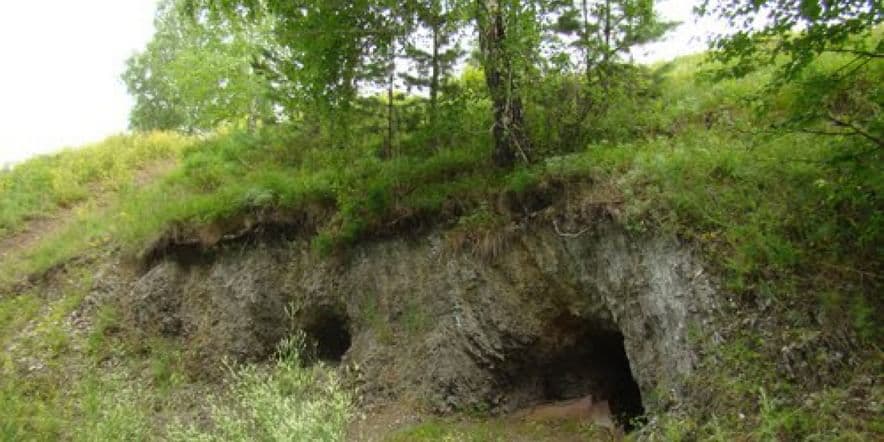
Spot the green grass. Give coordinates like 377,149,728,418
1,265,351,442
549,129,882,300
0,269,154,441
0,132,189,238
0,128,501,288
0,132,191,287
168,334,351,442
525,60,880,439
4,49,879,296
0,368,154,442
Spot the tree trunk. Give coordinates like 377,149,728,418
582,0,591,83
247,97,258,133
602,0,612,100
430,19,441,148
568,0,593,148
385,42,397,159
476,0,530,168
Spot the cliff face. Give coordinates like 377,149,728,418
130,220,717,421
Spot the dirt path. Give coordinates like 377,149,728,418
0,207,77,262
348,399,623,442
0,159,177,269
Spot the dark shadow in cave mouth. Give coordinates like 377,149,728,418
505,314,646,430
302,309,352,363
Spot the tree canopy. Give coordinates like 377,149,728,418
132,0,666,165
699,0,883,150
127,0,883,160
700,0,882,81
123,0,275,132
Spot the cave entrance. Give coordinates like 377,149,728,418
302,309,352,363
507,314,645,430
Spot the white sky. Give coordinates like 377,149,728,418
0,1,158,166
0,0,714,167
637,0,719,63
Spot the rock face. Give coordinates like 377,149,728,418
129,221,716,418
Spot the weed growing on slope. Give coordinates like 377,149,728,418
169,334,351,442
0,275,155,441
577,130,881,311
0,132,189,238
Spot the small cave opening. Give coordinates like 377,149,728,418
504,314,646,431
302,309,352,363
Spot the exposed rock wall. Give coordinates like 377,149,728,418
130,222,717,415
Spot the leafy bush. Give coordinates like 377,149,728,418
170,334,351,442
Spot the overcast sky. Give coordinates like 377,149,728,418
0,1,157,166
0,0,715,166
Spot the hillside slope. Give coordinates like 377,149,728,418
0,53,881,441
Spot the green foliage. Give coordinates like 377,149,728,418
652,334,882,441
170,334,351,442
549,0,677,77
0,371,153,442
166,1,679,166
574,129,881,299
699,0,882,81
48,125,493,258
124,0,275,132
188,0,392,141
402,0,468,132
0,275,156,442
86,305,123,359
0,264,352,441
0,132,187,238
526,64,670,154
6,43,880,308
699,1,883,152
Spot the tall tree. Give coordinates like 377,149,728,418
553,0,674,95
366,0,413,157
189,0,379,142
538,0,673,148
475,0,537,167
124,0,273,132
123,0,191,131
402,0,467,140
269,0,375,142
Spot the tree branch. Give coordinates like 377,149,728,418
823,49,884,59
826,114,884,149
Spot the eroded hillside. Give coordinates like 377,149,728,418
1,48,881,441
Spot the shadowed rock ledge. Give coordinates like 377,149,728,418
129,220,718,419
